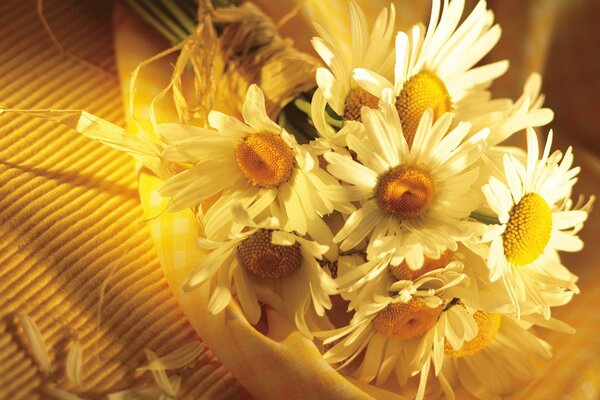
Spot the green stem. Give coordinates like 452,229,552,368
278,110,314,145
293,97,311,115
470,211,500,225
324,112,343,129
125,0,241,44
160,0,197,34
324,104,343,129
212,0,239,7
294,97,343,132
143,0,189,41
124,0,181,44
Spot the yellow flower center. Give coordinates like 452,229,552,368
235,134,295,188
375,165,435,219
237,229,302,279
503,193,553,266
372,299,441,339
390,250,454,281
343,87,380,122
445,312,501,357
396,71,452,145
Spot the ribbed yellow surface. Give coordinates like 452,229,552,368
0,1,243,398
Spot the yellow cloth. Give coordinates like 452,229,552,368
0,1,244,399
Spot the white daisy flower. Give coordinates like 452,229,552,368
478,72,554,148
473,74,555,195
159,84,350,252
310,0,396,138
481,128,593,318
352,0,510,147
324,94,489,269
183,205,337,335
316,268,476,400
467,239,581,320
335,248,464,310
439,313,553,400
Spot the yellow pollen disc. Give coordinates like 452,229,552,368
235,134,295,188
237,229,302,279
445,312,501,357
372,299,441,339
503,193,553,266
344,87,380,122
390,250,454,281
375,165,435,219
396,71,452,145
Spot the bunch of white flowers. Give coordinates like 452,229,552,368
157,1,594,398
13,0,590,398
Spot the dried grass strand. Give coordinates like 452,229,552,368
212,3,320,117
36,0,117,81
0,108,171,178
41,386,83,400
128,40,186,132
276,0,306,28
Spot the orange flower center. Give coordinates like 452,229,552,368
344,87,380,122
372,299,441,339
235,134,295,188
390,250,454,281
375,165,435,219
237,229,302,279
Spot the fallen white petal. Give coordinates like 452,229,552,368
18,314,52,377
137,341,203,372
66,335,83,387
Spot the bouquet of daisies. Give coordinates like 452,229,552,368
152,0,593,397
8,0,593,398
